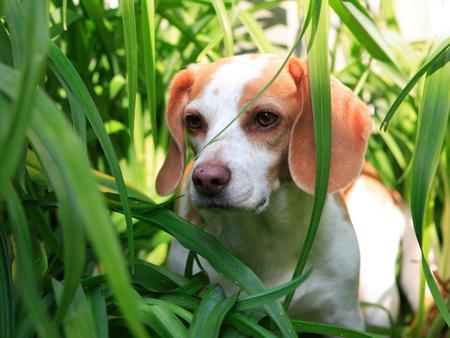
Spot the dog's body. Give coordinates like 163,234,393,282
156,54,421,329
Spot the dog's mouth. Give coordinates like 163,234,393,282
193,196,268,213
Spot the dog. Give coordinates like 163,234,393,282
156,54,421,329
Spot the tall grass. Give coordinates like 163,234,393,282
0,0,449,337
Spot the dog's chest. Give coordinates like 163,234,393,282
200,184,323,286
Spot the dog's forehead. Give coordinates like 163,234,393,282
187,55,277,122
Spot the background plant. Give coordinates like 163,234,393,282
0,0,448,337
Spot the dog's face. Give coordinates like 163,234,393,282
156,55,372,213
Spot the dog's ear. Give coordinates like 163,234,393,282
287,58,372,194
156,68,195,195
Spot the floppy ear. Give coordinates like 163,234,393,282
156,69,195,196
287,58,372,194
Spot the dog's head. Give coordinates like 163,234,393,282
156,55,372,212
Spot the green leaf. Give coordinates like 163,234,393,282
235,267,312,311
47,42,135,274
188,286,237,338
138,301,187,338
284,0,331,309
329,0,397,66
119,0,138,140
142,298,194,323
0,64,149,338
211,0,234,56
6,187,59,338
0,225,14,338
88,287,109,338
224,313,278,338
0,0,48,198
237,10,273,53
133,258,188,291
381,39,450,130
292,320,381,337
410,51,450,325
52,280,98,338
141,0,158,145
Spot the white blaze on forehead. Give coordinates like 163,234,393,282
187,55,270,136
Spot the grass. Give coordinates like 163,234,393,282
0,0,449,337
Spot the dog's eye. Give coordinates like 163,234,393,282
185,114,202,130
256,111,279,128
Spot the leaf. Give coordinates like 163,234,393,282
119,0,138,140
329,0,397,66
237,10,273,53
47,42,135,274
88,287,109,338
133,258,188,291
188,286,237,338
381,39,450,130
141,0,158,145
138,301,187,338
292,320,381,337
211,0,234,56
52,280,98,338
0,0,48,199
235,267,312,311
284,0,331,308
0,64,149,338
409,51,450,325
6,187,59,338
0,224,14,338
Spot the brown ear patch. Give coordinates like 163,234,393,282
156,69,195,196
287,57,373,194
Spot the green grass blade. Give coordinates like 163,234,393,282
235,267,312,311
52,280,98,338
284,0,331,309
410,52,450,325
237,10,273,53
24,182,63,260
6,187,59,338
224,313,278,338
89,288,109,338
142,298,194,323
62,0,67,30
0,64,149,338
119,0,138,140
0,0,48,199
292,320,381,337
133,258,188,291
329,0,397,66
132,207,296,337
188,286,237,338
381,39,450,130
47,42,135,273
141,0,158,145
0,225,14,338
211,0,234,56
138,301,187,338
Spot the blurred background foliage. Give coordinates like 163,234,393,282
0,0,449,337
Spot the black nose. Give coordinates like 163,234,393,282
192,164,231,197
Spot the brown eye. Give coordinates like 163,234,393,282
185,114,202,130
256,111,279,128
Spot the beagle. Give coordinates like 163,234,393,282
156,55,421,329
